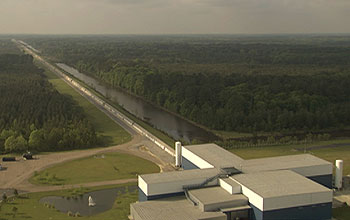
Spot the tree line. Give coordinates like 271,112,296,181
24,35,350,134
0,53,98,153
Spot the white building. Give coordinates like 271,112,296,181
130,143,333,220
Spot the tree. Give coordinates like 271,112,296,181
2,193,7,202
13,189,18,197
28,129,45,151
4,135,28,153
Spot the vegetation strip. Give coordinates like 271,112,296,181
16,39,175,156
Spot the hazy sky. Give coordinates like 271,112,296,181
0,0,349,34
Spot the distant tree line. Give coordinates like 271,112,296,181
25,36,350,134
0,53,98,153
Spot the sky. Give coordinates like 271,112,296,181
0,0,349,34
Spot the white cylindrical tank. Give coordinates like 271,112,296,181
335,160,343,189
175,142,182,167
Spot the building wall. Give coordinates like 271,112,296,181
138,188,185,201
250,202,332,220
290,164,332,178
308,174,333,189
182,156,200,170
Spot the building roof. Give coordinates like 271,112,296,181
241,154,332,175
232,170,331,199
140,168,220,184
183,143,244,169
131,196,226,220
188,186,248,211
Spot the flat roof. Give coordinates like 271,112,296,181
232,170,331,198
131,196,226,220
241,154,332,174
189,186,248,207
183,143,244,169
140,168,220,184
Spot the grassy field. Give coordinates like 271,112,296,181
0,183,137,220
230,139,350,175
30,152,159,185
41,64,131,147
333,206,350,220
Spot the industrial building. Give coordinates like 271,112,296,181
130,143,336,220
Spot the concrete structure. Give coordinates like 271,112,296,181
131,143,334,220
335,160,343,189
175,141,182,167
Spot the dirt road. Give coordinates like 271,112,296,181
0,135,174,194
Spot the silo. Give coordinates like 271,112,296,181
335,160,343,189
175,142,182,167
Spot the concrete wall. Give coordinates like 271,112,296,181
138,188,184,201
182,156,200,170
308,174,333,189
291,164,332,178
147,177,218,196
250,202,332,220
219,178,242,195
263,191,332,211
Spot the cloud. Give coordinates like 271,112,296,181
0,0,349,34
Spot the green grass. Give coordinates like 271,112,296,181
76,77,176,148
333,206,350,220
41,64,131,147
30,152,159,185
230,139,350,174
0,183,137,220
214,130,253,139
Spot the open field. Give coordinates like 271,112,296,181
0,183,137,220
230,139,350,175
333,206,350,220
42,65,131,146
30,152,159,185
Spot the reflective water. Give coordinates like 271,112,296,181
39,185,137,216
57,63,217,143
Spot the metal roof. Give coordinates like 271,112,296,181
140,168,220,184
241,154,332,174
232,170,331,198
183,143,244,169
131,196,226,220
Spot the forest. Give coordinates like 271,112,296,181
25,35,350,134
0,50,98,153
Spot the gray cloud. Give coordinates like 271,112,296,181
0,0,349,34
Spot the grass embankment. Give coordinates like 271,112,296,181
42,65,131,147
62,68,175,148
0,183,137,220
230,139,350,174
30,152,159,185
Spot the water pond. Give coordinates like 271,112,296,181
39,185,137,216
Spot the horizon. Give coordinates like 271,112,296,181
1,0,350,35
